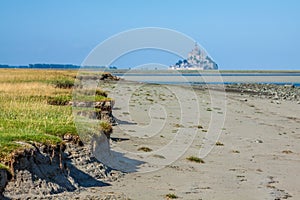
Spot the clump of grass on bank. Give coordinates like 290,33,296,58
95,89,108,97
100,121,112,135
73,94,112,102
47,95,72,105
186,156,205,163
75,89,108,97
73,89,111,102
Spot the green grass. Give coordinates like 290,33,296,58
47,94,72,105
73,93,112,102
0,88,76,163
0,163,10,171
51,78,74,89
0,69,113,168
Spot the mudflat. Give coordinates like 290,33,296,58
96,81,299,199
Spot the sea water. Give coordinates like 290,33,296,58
112,73,300,87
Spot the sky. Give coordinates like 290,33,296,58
0,0,299,70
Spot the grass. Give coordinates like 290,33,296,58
0,69,75,84
282,150,293,154
174,123,184,128
47,94,72,105
0,69,112,168
165,193,178,199
95,89,108,97
99,121,112,135
75,89,106,96
51,78,74,89
186,156,205,163
138,147,153,152
197,125,203,129
73,93,112,102
0,162,10,171
215,141,224,146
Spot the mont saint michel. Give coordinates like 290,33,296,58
170,43,218,70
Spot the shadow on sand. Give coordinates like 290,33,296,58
115,118,137,125
92,133,145,173
111,137,130,142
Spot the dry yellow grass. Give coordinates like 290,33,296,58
0,69,76,83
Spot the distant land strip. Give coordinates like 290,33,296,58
0,64,299,73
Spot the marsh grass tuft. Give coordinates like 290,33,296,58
282,150,293,154
197,125,203,129
138,147,152,152
165,193,178,199
186,156,205,163
215,141,224,146
174,123,184,128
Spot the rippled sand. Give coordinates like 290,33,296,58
85,81,300,199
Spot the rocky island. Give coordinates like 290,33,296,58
170,43,218,70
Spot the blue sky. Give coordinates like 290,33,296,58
0,0,299,70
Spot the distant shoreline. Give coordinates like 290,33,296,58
111,72,300,88
0,65,299,73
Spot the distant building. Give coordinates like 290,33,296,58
170,43,218,70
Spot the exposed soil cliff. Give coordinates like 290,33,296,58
1,137,122,200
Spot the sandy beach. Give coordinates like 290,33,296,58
82,81,299,199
